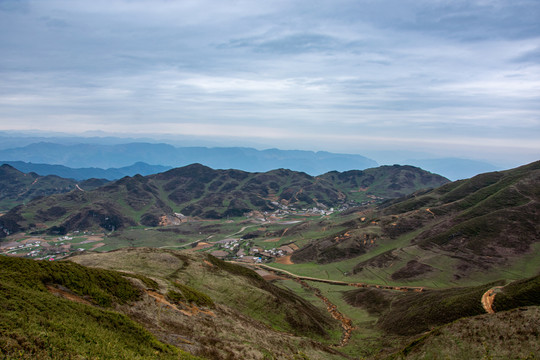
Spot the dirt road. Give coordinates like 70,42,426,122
294,278,354,347
254,264,424,292
228,261,425,348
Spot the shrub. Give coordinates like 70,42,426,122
168,282,214,308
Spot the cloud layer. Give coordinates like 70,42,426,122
1,0,539,165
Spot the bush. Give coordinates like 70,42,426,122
168,282,214,308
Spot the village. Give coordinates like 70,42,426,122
208,237,298,264
0,232,104,260
0,196,380,262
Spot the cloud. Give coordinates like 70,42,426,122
0,0,539,167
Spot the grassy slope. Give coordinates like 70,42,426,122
276,161,540,289
3,164,448,237
69,248,348,360
0,256,200,360
389,307,540,360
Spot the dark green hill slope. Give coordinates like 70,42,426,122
1,249,346,359
1,163,448,237
389,306,540,360
318,164,448,200
0,255,200,359
0,164,108,211
290,161,540,283
383,160,540,260
69,248,345,359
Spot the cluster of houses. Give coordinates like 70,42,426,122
210,237,295,264
1,236,80,260
5,240,42,255
246,199,372,223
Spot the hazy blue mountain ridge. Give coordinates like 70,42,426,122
0,142,378,175
1,161,172,181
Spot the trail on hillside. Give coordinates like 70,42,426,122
230,261,426,347
254,263,424,292
253,263,354,347
294,278,354,347
481,286,503,314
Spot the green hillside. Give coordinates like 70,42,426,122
0,255,200,360
286,160,540,286
0,164,108,212
0,163,448,238
68,248,347,359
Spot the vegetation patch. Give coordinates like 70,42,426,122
169,282,215,308
0,256,201,359
375,282,504,335
493,274,540,312
390,260,437,280
0,256,141,307
391,307,540,360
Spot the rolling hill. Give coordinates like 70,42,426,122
1,160,540,359
0,163,448,238
0,249,347,359
288,160,540,285
2,246,539,359
0,164,108,211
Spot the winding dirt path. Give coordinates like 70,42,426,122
481,286,503,314
254,263,424,292
228,261,425,348
46,285,92,305
293,277,354,347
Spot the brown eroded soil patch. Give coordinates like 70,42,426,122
275,255,294,265
203,260,215,267
46,285,92,305
481,286,503,314
146,290,215,318
187,242,213,252
263,237,281,242
255,269,286,281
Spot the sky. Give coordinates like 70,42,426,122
0,0,539,167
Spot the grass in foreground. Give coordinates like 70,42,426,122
0,256,202,360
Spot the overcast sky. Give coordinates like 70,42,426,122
0,0,539,166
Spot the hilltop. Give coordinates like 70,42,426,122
0,164,108,211
0,163,448,238
286,160,540,285
0,248,347,359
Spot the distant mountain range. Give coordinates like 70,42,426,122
0,142,378,175
1,161,172,181
0,132,506,180
0,163,448,236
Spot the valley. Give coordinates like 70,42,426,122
0,160,539,359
